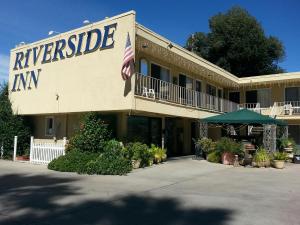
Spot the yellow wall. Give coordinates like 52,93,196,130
9,11,136,115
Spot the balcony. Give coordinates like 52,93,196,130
240,102,300,117
134,73,239,113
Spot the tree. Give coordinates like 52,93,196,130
185,6,285,77
0,83,31,159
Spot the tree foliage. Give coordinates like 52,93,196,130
185,6,285,77
66,112,111,153
0,83,31,158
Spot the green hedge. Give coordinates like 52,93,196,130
48,140,132,175
48,150,98,173
82,152,132,175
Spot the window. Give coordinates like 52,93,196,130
195,80,202,92
246,89,271,107
139,58,148,76
179,74,193,89
257,89,271,107
186,77,193,90
218,89,223,98
206,84,217,96
285,87,300,102
45,117,54,136
150,63,170,81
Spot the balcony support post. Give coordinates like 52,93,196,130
199,122,208,139
263,124,277,152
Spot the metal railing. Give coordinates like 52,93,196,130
134,73,239,113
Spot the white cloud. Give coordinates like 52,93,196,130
0,54,9,82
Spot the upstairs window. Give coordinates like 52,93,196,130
139,58,148,76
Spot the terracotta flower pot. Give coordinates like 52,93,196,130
16,156,29,161
273,160,285,169
221,152,235,165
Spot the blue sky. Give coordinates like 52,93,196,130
1,0,299,82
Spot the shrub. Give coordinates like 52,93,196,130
125,142,151,167
48,150,98,172
66,113,111,153
207,151,221,163
195,138,215,154
272,152,288,161
49,140,133,175
216,137,243,156
82,152,132,175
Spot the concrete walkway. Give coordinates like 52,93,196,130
0,158,299,225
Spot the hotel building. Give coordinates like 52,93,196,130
8,11,300,156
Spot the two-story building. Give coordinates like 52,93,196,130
8,11,300,156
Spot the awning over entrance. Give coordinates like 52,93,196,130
202,108,287,126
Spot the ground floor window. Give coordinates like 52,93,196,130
289,125,300,145
127,116,161,146
45,117,54,136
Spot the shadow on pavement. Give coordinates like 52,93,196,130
0,173,234,225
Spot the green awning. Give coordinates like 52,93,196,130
202,108,287,126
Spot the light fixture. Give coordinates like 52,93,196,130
142,43,148,49
168,43,173,49
48,30,60,36
83,20,90,25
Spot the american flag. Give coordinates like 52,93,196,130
121,33,135,80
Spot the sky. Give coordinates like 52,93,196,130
1,0,300,82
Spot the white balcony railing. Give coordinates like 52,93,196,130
241,101,300,117
271,101,300,116
134,73,239,113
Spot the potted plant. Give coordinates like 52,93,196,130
150,144,167,164
216,137,242,165
272,152,288,169
252,148,270,168
293,148,300,164
195,138,215,159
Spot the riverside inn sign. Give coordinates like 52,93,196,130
11,23,117,92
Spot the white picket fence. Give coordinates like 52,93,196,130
13,136,67,165
29,137,67,164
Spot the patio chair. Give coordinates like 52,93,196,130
283,104,293,115
142,87,155,99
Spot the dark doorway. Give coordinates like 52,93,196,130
151,64,161,80
191,122,197,154
246,90,257,103
229,92,240,104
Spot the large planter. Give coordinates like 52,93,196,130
221,152,235,165
252,160,270,168
273,160,285,169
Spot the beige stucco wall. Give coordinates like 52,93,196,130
9,11,136,115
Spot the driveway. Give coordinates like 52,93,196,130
0,158,299,225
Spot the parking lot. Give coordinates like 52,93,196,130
0,158,299,225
